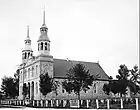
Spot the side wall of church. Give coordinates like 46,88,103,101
39,79,109,100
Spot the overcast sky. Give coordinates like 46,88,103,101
0,0,139,82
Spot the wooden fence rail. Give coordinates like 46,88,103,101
0,97,139,109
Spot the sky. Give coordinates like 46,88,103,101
0,0,139,82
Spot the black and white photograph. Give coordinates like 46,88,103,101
0,0,139,109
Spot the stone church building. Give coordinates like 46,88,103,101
18,10,109,100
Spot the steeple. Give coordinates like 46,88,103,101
43,8,46,26
27,25,29,38
22,26,33,63
37,9,50,56
25,25,31,45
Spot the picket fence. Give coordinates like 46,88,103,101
0,97,139,109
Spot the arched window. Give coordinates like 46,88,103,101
41,42,43,50
28,52,30,58
25,52,27,59
28,68,30,78
24,69,27,79
38,43,40,51
36,65,38,75
45,42,47,50
36,82,38,94
62,89,65,93
94,83,96,93
32,67,34,77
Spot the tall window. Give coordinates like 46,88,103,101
94,83,96,93
28,68,30,78
32,67,34,77
24,69,27,79
62,89,65,93
41,42,43,50
36,65,38,76
25,52,27,59
38,43,39,51
45,42,47,50
28,52,30,58
36,82,38,94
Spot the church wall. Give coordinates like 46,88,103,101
18,60,41,100
39,79,109,100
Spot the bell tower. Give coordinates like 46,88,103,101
22,26,33,63
37,9,50,56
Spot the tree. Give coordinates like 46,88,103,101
62,80,73,94
116,64,129,80
0,69,20,99
1,76,17,99
103,64,140,97
52,80,60,97
103,80,128,96
62,63,100,100
39,73,53,99
102,83,110,95
129,65,140,94
0,90,4,99
130,65,140,84
13,69,20,98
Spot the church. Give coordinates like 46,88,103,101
18,10,109,100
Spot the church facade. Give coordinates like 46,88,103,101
18,10,109,100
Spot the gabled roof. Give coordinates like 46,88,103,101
53,58,109,79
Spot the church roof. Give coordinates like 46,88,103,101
53,58,109,79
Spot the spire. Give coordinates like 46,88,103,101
42,7,46,26
27,25,29,38
43,7,45,25
38,7,50,42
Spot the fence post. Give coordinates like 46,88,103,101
20,100,21,105
77,100,80,108
45,100,48,107
86,100,89,108
96,99,99,109
135,98,138,110
107,99,110,109
36,100,38,107
56,100,58,107
63,100,65,107
40,100,43,107
51,100,53,107
81,100,83,106
120,98,123,109
32,100,34,107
